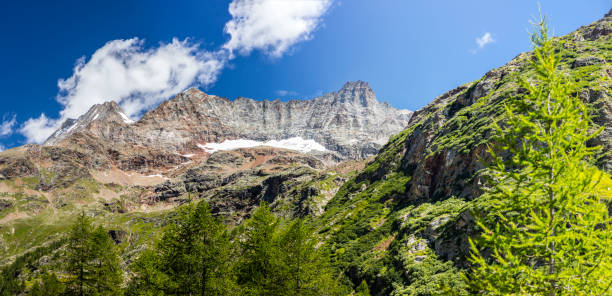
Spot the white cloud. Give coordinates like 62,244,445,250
57,38,224,119
20,114,60,144
223,0,332,57
0,115,16,137
20,0,333,144
21,38,225,144
476,32,494,48
275,89,298,97
0,144,4,152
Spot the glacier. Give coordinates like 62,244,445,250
197,137,327,154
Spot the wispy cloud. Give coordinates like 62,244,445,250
476,32,494,48
21,0,334,144
223,0,332,58
0,114,16,137
470,32,495,54
275,90,299,97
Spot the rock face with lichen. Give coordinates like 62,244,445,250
313,10,611,295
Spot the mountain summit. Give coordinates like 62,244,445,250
330,80,378,106
44,81,412,162
45,101,134,146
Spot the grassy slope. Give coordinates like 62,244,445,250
311,18,611,296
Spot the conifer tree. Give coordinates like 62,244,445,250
128,201,235,295
235,203,344,296
29,272,65,296
125,249,167,296
466,16,612,295
278,219,342,296
236,202,281,295
65,212,93,296
90,226,123,295
355,280,371,296
64,212,123,296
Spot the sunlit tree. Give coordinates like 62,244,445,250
466,15,612,295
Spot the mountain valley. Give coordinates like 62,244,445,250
1,8,611,296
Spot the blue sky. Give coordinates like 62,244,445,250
0,0,609,149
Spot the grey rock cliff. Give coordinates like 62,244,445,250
45,81,412,161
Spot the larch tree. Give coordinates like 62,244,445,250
278,218,343,296
236,202,282,295
65,212,123,296
127,201,236,296
466,16,612,295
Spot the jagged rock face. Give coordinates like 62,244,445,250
45,101,134,146
44,81,412,161
0,145,94,191
139,147,342,223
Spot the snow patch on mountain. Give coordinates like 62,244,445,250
66,123,78,133
118,111,135,124
198,137,327,154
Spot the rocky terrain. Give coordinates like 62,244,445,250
0,8,610,296
1,80,409,265
0,140,363,265
45,80,412,163
311,9,612,294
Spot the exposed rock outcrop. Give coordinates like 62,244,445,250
44,81,412,163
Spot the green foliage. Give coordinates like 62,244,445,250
64,212,123,295
391,250,467,296
0,239,65,296
235,202,281,295
465,16,612,295
355,280,371,296
127,201,236,295
125,250,166,296
428,89,506,156
320,174,468,295
390,199,469,296
127,201,345,296
29,272,65,296
277,219,343,296
236,203,345,295
398,197,467,235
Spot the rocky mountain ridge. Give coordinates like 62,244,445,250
44,101,134,146
44,81,412,162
